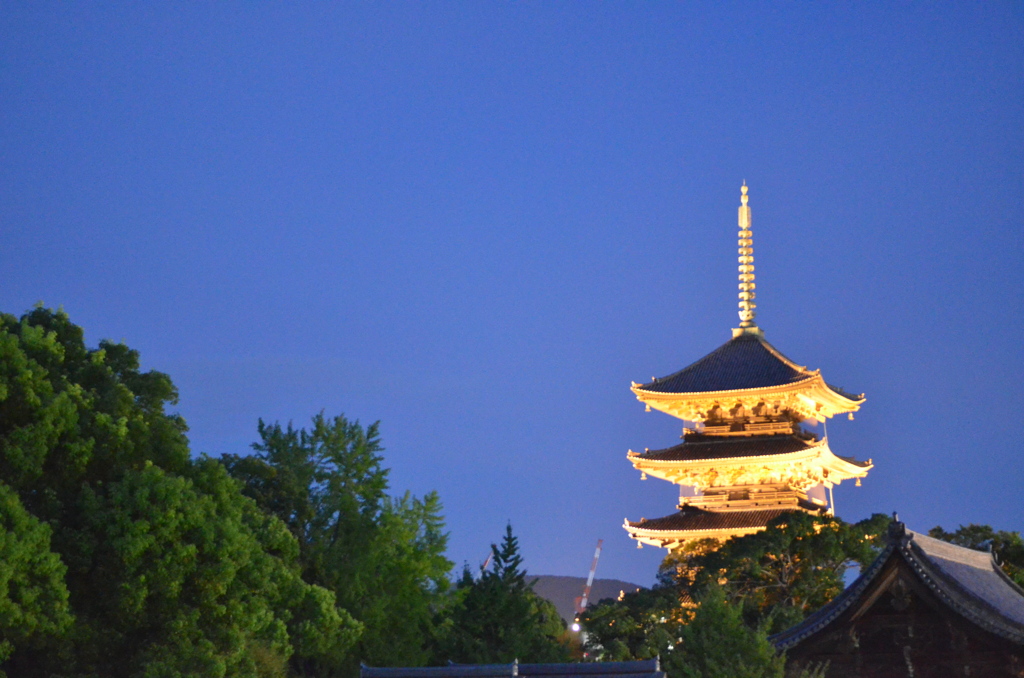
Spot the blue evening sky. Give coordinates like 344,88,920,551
2,3,1022,586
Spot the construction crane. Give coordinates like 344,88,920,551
571,539,603,632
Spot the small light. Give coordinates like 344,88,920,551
571,623,580,632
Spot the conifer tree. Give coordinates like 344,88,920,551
434,524,570,664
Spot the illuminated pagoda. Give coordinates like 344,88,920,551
624,185,872,551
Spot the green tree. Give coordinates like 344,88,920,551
0,306,192,508
0,482,72,676
685,513,891,632
666,586,785,678
435,524,570,664
0,308,360,677
929,524,1024,587
578,578,683,661
223,414,452,675
581,514,890,669
65,461,359,678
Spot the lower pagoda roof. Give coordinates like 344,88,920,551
624,504,825,547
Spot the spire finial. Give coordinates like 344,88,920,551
737,183,756,329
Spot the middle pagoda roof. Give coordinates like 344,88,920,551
634,431,823,462
628,432,872,491
631,329,865,422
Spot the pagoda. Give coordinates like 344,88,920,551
623,185,872,551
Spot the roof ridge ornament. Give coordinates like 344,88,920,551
733,182,763,338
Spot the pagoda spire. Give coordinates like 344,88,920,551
737,182,757,329
624,186,871,551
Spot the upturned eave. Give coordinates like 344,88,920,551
627,438,872,490
631,372,864,422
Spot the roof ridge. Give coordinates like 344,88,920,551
753,334,813,375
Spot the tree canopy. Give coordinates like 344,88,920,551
0,308,440,677
681,512,892,633
578,574,682,661
222,414,453,674
581,512,893,670
435,524,571,664
666,586,786,678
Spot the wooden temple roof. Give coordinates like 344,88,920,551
772,521,1024,651
633,332,862,401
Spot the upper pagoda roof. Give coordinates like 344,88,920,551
635,332,861,401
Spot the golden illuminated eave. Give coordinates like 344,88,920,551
623,521,773,548
630,372,864,422
627,437,872,491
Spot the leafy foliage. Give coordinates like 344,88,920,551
578,577,683,661
435,524,570,664
682,512,891,632
0,482,72,674
223,414,453,674
929,524,1024,587
0,308,359,677
581,513,892,675
666,586,785,678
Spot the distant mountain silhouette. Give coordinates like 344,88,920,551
530,575,643,626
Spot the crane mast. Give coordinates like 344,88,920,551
574,539,604,615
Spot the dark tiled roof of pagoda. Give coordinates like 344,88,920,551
636,433,817,462
628,505,816,533
635,332,862,400
834,453,872,468
771,523,1024,650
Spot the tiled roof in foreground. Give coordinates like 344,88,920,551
772,521,1024,650
635,332,862,401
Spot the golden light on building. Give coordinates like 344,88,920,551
623,185,871,551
